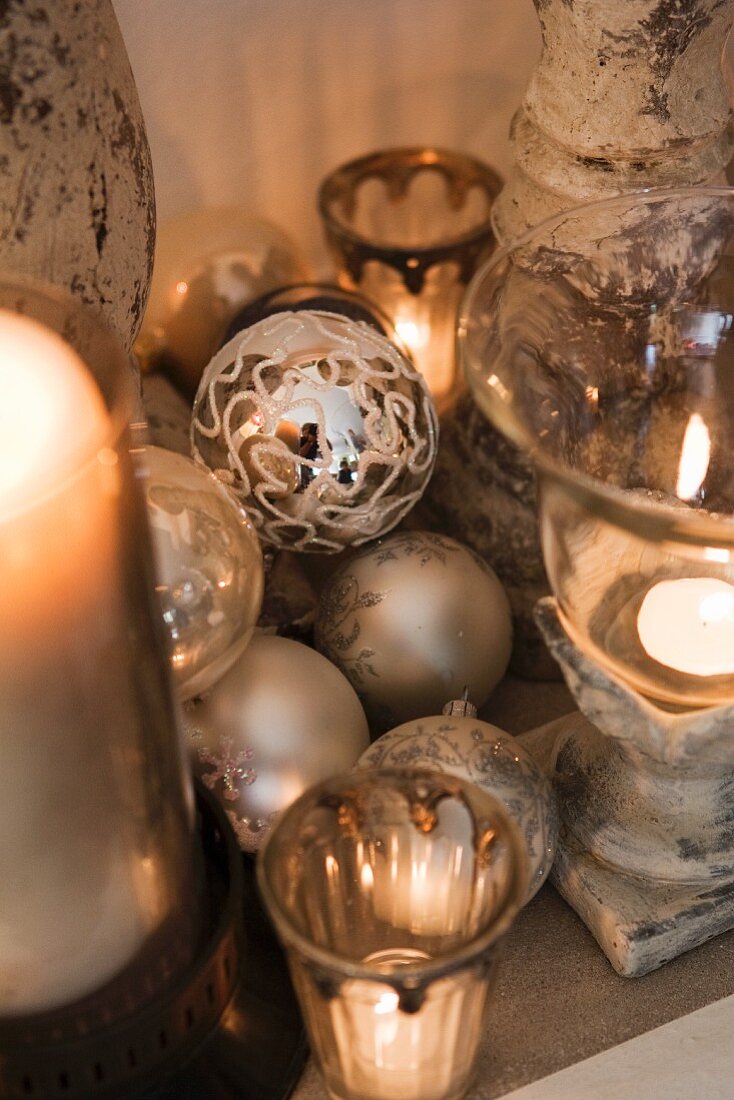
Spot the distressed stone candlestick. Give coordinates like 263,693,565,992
494,0,734,242
423,0,734,677
0,0,156,352
525,599,734,978
460,185,734,975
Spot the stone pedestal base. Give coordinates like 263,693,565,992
524,716,734,977
526,599,734,978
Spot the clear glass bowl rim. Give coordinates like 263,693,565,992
256,766,528,987
459,184,734,550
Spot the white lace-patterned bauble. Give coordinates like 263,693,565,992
138,445,264,701
190,310,438,552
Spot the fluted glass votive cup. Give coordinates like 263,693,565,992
461,186,734,708
319,148,501,405
258,768,526,1100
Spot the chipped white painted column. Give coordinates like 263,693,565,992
0,0,156,352
423,0,734,677
525,598,734,978
494,0,734,242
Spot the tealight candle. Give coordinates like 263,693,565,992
0,311,153,1013
637,577,734,677
331,950,485,1100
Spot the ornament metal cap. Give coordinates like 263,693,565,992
442,688,478,719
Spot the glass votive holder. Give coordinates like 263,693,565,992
318,148,502,406
258,767,526,1100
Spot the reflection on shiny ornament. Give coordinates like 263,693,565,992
135,209,308,395
191,310,438,553
315,530,512,731
138,445,264,700
184,633,370,851
358,700,557,903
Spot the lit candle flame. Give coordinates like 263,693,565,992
676,413,710,501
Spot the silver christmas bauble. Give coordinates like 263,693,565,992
315,531,512,730
138,445,264,701
358,706,557,902
191,310,438,553
185,633,370,851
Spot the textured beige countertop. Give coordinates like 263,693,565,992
291,675,734,1100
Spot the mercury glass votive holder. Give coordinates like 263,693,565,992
461,186,734,708
257,768,526,1100
319,148,502,405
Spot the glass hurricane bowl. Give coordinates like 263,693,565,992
461,186,734,708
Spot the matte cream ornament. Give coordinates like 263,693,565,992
191,311,438,553
138,446,264,701
358,698,557,903
315,531,512,731
135,209,308,395
184,633,370,852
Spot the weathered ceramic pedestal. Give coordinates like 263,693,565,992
424,0,734,676
525,598,734,978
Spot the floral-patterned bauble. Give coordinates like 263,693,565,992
138,445,264,701
315,530,512,731
358,703,557,902
191,310,438,553
184,633,370,852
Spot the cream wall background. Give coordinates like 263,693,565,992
113,0,541,268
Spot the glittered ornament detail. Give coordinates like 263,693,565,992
191,310,438,553
225,809,279,855
197,735,257,801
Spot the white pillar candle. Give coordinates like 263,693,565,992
0,311,154,1014
637,577,734,676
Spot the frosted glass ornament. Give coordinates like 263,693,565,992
359,704,557,902
136,209,308,395
138,445,264,701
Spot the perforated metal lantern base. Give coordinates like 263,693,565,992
0,786,307,1100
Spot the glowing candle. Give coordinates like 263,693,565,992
331,949,485,1100
371,823,474,936
393,293,457,405
0,311,153,1013
637,577,734,676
